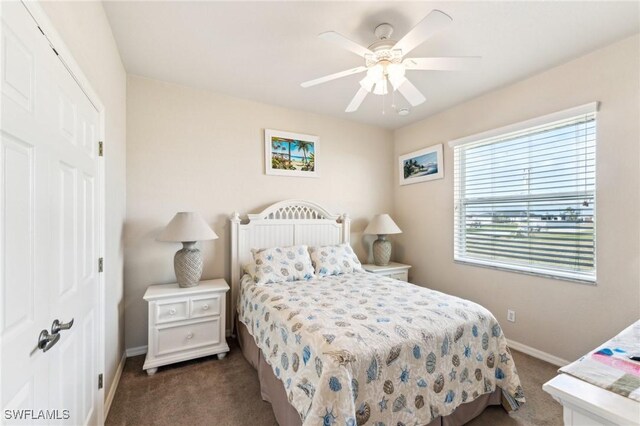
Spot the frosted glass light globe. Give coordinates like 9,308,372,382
387,63,406,89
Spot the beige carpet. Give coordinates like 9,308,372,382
106,340,563,426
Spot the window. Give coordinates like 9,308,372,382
451,103,597,283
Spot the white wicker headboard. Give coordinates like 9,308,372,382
229,199,350,333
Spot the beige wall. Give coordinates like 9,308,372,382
125,75,394,349
40,2,127,399
393,35,640,362
124,32,638,362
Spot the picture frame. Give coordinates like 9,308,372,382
265,129,319,178
399,143,444,185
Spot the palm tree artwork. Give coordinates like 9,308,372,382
266,130,318,175
271,137,315,171
294,140,313,165
404,159,423,179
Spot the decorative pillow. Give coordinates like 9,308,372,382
243,260,258,279
309,243,363,276
251,245,315,284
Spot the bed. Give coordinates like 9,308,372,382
230,200,524,426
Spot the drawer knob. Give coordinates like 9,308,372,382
186,332,194,340
202,304,209,310
169,308,176,315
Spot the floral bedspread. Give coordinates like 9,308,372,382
238,272,524,426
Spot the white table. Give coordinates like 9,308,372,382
543,374,639,425
543,321,640,426
143,279,230,375
362,262,411,281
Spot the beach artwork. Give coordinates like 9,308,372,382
265,129,319,177
399,144,444,185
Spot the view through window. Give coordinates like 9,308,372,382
452,107,597,282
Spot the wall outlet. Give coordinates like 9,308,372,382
507,309,516,323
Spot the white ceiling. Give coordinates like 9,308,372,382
103,1,639,129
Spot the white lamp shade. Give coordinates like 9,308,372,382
157,212,218,242
364,214,402,235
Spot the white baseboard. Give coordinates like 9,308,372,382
125,345,148,357
507,338,569,367
104,352,126,418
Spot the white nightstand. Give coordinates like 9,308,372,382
362,262,411,282
143,279,230,375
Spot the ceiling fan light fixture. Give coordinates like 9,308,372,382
360,64,385,93
367,64,384,81
359,76,375,92
387,63,406,90
301,10,477,114
360,62,406,94
372,79,389,95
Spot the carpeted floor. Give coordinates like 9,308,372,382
106,340,563,426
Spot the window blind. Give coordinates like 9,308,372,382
452,105,597,283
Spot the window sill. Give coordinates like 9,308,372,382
453,257,596,285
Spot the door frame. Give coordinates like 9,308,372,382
19,1,107,423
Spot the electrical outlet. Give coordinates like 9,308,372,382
507,309,516,323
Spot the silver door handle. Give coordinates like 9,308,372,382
51,318,74,334
37,329,60,352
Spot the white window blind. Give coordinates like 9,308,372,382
451,103,597,283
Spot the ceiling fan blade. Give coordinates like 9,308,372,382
319,31,373,57
397,79,426,106
394,10,453,56
404,57,481,71
345,87,368,112
301,66,367,88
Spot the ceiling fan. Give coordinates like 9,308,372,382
300,10,480,113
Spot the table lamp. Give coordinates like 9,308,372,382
364,214,402,266
158,212,218,287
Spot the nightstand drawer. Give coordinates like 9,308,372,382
388,272,408,281
362,263,411,283
190,295,221,318
156,300,189,323
156,318,221,356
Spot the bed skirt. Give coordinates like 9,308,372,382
237,320,504,426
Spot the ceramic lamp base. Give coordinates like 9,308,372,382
372,235,392,266
174,242,202,287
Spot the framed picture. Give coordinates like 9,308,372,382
399,143,444,185
265,129,319,178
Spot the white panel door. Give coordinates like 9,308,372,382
0,2,101,425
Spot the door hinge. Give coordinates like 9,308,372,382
98,141,104,157
98,257,104,273
98,373,103,389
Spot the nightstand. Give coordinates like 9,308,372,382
362,262,411,282
143,279,230,375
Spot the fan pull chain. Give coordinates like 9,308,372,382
391,84,396,110
382,79,386,115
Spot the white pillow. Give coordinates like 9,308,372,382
243,261,258,279
309,243,363,276
251,245,315,285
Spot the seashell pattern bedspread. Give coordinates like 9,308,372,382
238,272,525,426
